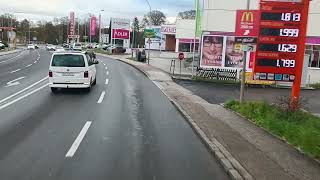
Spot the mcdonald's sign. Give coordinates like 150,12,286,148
235,10,260,37
241,12,254,22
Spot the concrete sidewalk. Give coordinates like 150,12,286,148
100,54,320,180
0,49,23,56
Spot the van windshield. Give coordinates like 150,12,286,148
52,54,85,67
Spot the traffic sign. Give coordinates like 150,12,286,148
178,52,185,61
144,29,156,38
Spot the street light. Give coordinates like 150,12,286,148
144,0,152,65
99,10,104,44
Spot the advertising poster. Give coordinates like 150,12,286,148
225,37,245,68
200,35,224,67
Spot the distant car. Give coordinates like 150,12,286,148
0,43,5,50
72,43,82,51
34,44,39,49
86,43,94,49
48,51,98,93
108,45,126,53
55,47,65,52
102,44,111,50
46,44,56,51
27,44,35,50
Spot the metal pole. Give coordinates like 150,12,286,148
28,23,30,44
99,10,104,44
192,0,197,78
239,0,250,103
148,39,150,65
240,51,247,103
89,16,91,43
180,60,182,79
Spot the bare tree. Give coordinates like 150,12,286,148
177,10,196,19
142,10,166,27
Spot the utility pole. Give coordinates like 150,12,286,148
99,10,104,44
239,0,250,103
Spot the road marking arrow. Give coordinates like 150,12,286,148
5,77,25,87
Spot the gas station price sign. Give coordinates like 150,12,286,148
254,0,307,81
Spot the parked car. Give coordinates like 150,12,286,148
0,43,5,49
27,44,36,50
102,44,112,50
108,45,126,53
48,51,98,93
72,43,82,51
46,44,56,51
34,44,39,49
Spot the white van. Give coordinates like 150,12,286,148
48,52,98,93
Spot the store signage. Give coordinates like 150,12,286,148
69,12,75,36
111,18,130,29
254,0,308,82
235,10,260,36
160,26,176,34
112,29,130,39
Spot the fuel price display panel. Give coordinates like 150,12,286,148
254,0,306,82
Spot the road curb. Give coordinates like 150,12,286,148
101,54,253,180
0,49,23,57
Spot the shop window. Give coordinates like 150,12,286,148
305,45,320,68
179,43,199,52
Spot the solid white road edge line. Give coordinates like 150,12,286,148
0,76,48,104
65,121,92,158
10,69,21,73
105,79,109,85
26,64,32,67
0,83,48,111
97,91,106,104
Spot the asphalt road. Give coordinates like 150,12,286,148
175,79,320,114
0,48,229,180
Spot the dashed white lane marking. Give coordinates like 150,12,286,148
65,121,92,158
105,67,108,70
34,61,37,64
0,83,48,111
26,64,32,68
105,79,109,85
0,76,48,104
10,69,21,73
97,91,106,104
106,71,109,75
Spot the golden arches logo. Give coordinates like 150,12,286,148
241,12,254,22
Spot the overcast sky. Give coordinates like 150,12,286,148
0,0,195,25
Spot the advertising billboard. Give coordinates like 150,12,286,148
225,37,245,68
235,10,260,37
144,27,166,50
90,16,97,36
254,0,308,82
69,12,75,36
200,35,224,67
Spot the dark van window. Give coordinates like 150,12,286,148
52,54,85,67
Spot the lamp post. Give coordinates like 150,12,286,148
99,10,104,44
145,0,152,65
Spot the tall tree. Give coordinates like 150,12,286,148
177,10,196,19
142,10,166,26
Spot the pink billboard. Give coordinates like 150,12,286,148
112,29,130,39
69,12,75,35
90,16,97,36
